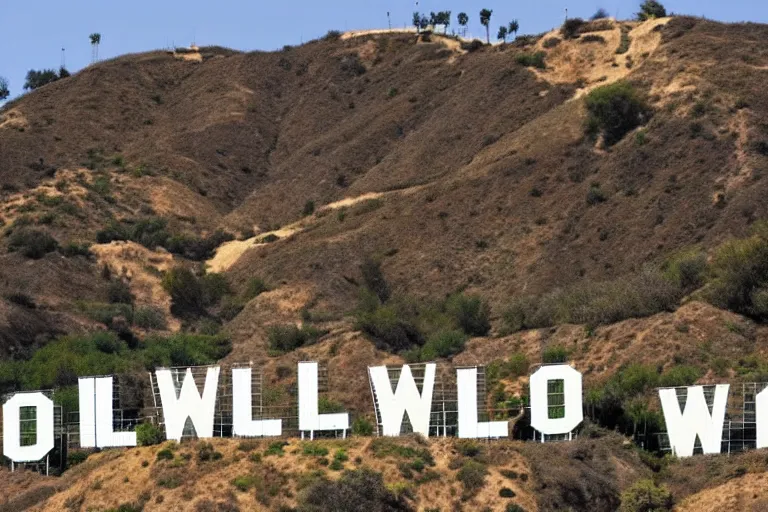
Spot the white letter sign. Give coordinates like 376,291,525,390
757,385,768,449
3,392,54,462
298,362,349,438
659,384,728,457
156,367,220,442
232,367,282,437
530,364,583,436
457,367,508,438
78,376,137,448
369,364,436,437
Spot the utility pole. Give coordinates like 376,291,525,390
387,11,391,30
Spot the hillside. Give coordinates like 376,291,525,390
3,14,768,511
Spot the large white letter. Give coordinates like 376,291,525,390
757,385,768,449
156,367,220,442
457,367,508,438
232,367,281,437
530,364,583,436
369,364,435,437
78,377,137,448
298,362,349,438
3,392,54,462
659,384,728,457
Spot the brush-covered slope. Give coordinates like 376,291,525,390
0,17,767,348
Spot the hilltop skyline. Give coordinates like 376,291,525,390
2,0,768,102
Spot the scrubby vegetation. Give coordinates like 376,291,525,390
637,0,667,21
299,468,412,511
0,331,230,410
561,18,585,39
619,479,673,511
584,81,651,146
704,225,768,321
267,323,328,353
96,217,233,261
515,52,546,69
7,228,58,258
501,268,684,333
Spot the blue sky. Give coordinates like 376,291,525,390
1,0,767,102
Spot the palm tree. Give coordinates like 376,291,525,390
0,76,9,101
457,12,469,37
498,26,508,42
441,11,452,34
89,33,101,63
413,12,421,33
480,9,493,44
508,20,520,40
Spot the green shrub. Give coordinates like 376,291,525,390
369,438,435,466
542,37,561,48
162,267,204,315
420,330,467,361
584,81,651,145
329,459,344,471
7,228,58,258
705,233,768,320
156,448,174,461
265,441,288,457
303,443,330,457
361,258,390,303
303,200,316,216
659,365,701,387
581,34,606,44
324,30,342,41
61,242,91,258
67,450,90,467
232,474,257,491
141,333,231,368
299,469,410,511
619,479,672,511
506,505,526,512
561,18,585,39
457,460,488,500
197,441,223,462
500,487,516,498
456,439,483,458
543,345,569,363
515,52,546,69
136,423,165,446
108,280,134,305
616,28,632,54
267,324,327,353
508,353,530,377
133,306,167,329
244,277,271,300
446,294,491,336
637,0,667,21
586,184,608,205
200,273,230,306
355,303,422,352
662,249,706,291
352,416,374,436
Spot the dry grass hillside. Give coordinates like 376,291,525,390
4,14,768,511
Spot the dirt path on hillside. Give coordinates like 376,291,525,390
206,191,386,273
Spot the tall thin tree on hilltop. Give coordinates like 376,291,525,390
89,33,101,63
480,9,493,44
457,12,469,37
